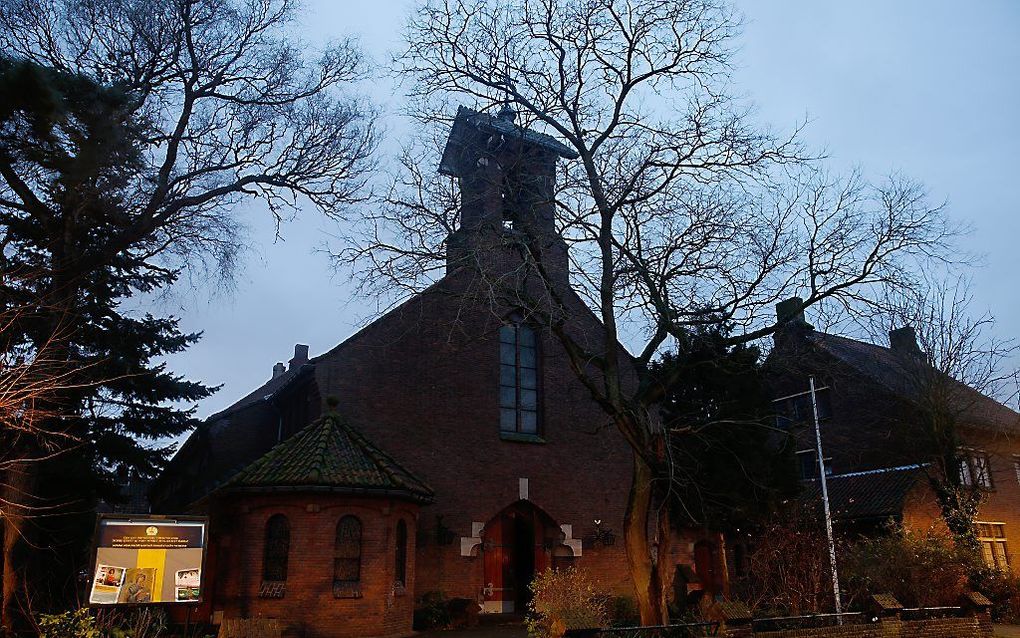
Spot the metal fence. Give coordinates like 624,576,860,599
564,621,720,637
750,611,869,632
900,606,965,621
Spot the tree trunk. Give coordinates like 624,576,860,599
624,451,667,625
2,458,37,636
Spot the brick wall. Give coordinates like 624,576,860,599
720,595,993,638
311,269,637,603
209,492,420,638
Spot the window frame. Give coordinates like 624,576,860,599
795,449,833,480
394,519,408,590
262,514,290,583
333,515,363,598
498,318,542,436
959,448,994,490
976,521,1010,571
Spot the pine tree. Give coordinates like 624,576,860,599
654,325,798,531
0,58,214,625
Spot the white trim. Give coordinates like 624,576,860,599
482,600,515,614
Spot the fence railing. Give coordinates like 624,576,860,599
900,605,965,621
750,611,868,632
564,621,720,637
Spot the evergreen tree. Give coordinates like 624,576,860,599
0,58,214,624
653,325,798,531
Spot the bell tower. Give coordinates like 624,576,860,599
438,105,577,285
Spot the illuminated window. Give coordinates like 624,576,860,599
977,522,1010,570
499,318,539,435
263,514,290,582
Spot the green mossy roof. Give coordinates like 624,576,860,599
223,412,433,503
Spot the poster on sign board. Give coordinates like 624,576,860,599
89,516,207,605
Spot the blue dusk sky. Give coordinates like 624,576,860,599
157,1,1020,425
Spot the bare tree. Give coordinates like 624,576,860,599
0,281,90,631
336,0,959,622
863,279,1019,558
0,0,376,626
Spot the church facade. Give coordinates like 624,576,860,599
152,107,723,637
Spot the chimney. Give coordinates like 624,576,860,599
289,344,309,370
774,296,814,345
776,297,812,327
272,362,286,378
889,326,921,355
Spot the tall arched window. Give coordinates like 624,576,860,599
499,318,539,434
334,516,362,597
394,519,408,588
263,514,290,582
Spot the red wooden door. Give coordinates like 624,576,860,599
482,515,512,610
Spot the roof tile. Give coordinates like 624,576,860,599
222,411,433,503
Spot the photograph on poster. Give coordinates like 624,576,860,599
89,517,206,605
117,567,157,603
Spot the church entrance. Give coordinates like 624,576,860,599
480,501,558,614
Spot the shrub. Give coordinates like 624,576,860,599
38,609,100,638
413,591,452,630
38,607,171,638
971,566,1020,622
608,596,639,627
526,567,610,638
840,525,970,609
742,513,832,615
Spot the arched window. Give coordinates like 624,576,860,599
334,516,362,597
499,319,539,434
263,514,290,582
394,519,408,588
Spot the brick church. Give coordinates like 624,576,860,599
151,107,724,637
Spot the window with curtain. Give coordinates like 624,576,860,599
394,519,408,589
499,319,539,435
263,514,290,582
334,516,362,597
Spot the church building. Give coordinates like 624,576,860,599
151,106,724,637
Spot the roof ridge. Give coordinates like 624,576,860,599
219,411,432,502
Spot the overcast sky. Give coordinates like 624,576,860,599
157,0,1020,424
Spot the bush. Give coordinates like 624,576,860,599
526,567,610,638
38,607,172,638
38,609,100,638
971,567,1020,622
413,591,452,630
608,596,639,627
840,525,970,609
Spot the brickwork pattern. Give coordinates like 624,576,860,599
210,493,420,638
312,270,637,602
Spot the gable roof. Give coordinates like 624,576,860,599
439,105,578,177
221,411,433,503
205,363,314,424
802,464,925,522
804,331,1019,433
